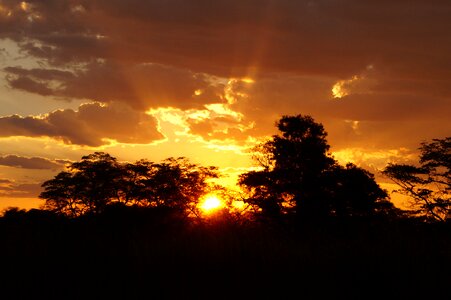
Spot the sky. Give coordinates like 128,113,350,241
0,0,450,210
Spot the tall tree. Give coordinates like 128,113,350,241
240,115,336,218
383,137,450,222
240,114,390,220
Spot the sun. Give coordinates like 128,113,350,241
200,194,223,213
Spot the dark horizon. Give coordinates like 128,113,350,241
1,0,450,211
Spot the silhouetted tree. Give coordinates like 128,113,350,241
41,152,122,216
383,137,450,221
240,115,335,219
240,114,390,220
134,157,219,216
40,171,87,217
1,207,27,218
327,163,389,217
40,153,219,218
239,169,286,218
120,159,157,205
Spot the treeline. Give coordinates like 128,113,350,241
2,114,450,223
39,154,219,218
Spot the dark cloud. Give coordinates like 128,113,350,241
0,182,42,198
223,74,451,150
1,0,451,79
5,74,57,96
4,62,223,110
0,102,164,146
327,119,451,151
324,93,450,122
0,155,66,169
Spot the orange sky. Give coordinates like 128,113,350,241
0,0,450,211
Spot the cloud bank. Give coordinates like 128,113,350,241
0,102,164,146
0,154,69,169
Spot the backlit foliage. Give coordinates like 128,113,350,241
40,152,218,218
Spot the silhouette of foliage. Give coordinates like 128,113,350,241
1,206,27,218
41,152,123,216
383,137,450,221
239,114,390,220
40,152,218,217
327,163,392,217
133,157,219,216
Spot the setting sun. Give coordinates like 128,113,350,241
200,194,223,213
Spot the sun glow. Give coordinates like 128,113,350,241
200,194,223,213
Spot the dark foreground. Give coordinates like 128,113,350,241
1,208,450,299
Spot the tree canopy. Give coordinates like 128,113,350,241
40,152,219,218
383,137,450,222
239,114,391,220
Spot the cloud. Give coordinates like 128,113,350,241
0,178,13,184
4,62,224,110
1,1,450,137
0,102,164,146
0,155,68,169
325,93,450,122
160,73,446,159
187,116,252,142
1,0,451,79
0,182,42,198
